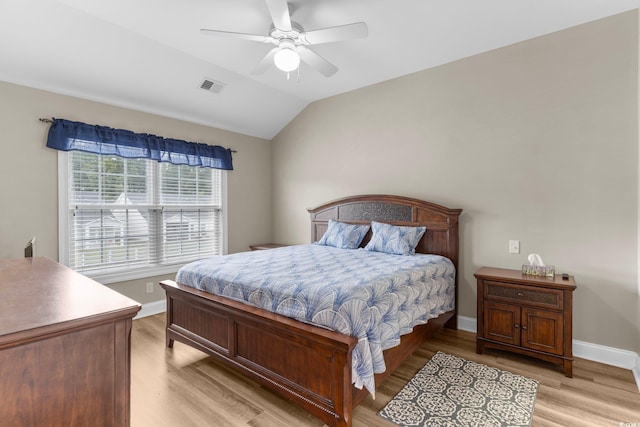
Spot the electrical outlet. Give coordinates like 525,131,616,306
146,282,154,293
509,240,520,254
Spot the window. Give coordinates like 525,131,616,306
59,151,225,283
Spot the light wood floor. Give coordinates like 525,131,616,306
131,314,640,426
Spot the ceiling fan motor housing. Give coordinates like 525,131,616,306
270,22,304,46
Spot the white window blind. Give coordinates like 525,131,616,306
61,151,224,282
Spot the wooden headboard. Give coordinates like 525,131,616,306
308,194,462,267
309,194,462,331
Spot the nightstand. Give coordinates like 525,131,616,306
475,266,576,377
249,243,289,251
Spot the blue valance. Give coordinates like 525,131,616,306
46,118,233,170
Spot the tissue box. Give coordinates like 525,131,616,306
521,264,555,277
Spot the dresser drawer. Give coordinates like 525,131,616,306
484,281,563,309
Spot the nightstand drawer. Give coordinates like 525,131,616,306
484,281,563,309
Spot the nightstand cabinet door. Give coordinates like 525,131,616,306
484,302,521,346
522,307,563,355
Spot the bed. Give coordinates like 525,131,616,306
159,194,462,427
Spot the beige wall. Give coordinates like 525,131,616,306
0,81,272,304
272,12,639,352
0,12,637,353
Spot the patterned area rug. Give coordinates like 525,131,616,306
379,352,539,427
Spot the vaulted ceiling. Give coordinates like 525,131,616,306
1,0,638,139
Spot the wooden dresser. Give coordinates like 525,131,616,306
0,257,141,426
475,266,576,377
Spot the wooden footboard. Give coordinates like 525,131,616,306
160,280,358,427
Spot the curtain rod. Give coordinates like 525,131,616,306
39,118,238,153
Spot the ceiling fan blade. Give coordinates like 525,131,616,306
251,48,279,74
265,0,292,32
200,28,271,43
302,22,368,45
297,46,338,77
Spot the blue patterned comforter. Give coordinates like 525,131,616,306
176,244,455,396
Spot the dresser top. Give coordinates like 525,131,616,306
474,266,576,289
0,257,140,343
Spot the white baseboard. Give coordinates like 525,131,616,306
457,315,477,334
134,299,166,319
633,354,640,390
456,315,640,391
572,339,639,370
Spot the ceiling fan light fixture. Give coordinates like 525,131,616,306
201,0,369,77
273,41,300,72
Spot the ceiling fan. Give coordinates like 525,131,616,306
200,0,368,77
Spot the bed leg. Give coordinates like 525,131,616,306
167,337,174,348
444,314,457,330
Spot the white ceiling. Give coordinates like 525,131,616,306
1,0,638,139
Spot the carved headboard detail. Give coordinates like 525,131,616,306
308,194,462,267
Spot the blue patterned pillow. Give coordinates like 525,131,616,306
317,220,370,249
364,221,426,255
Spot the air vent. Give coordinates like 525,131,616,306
199,78,226,94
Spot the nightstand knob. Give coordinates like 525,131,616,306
514,323,520,329
517,292,524,297
522,325,528,331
